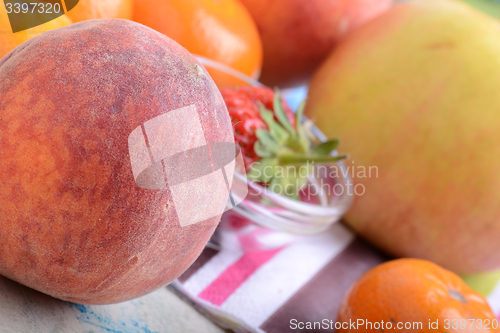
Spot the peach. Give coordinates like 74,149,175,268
239,0,393,87
0,19,234,304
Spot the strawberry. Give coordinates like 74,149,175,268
221,86,295,170
221,86,346,199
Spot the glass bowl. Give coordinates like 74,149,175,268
196,56,353,236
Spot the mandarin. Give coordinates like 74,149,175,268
0,0,72,59
132,0,262,82
338,259,500,332
64,0,132,22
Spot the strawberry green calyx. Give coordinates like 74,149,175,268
246,90,347,199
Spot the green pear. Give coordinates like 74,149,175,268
460,0,500,19
305,0,500,274
461,270,500,296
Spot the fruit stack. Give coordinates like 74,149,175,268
3,0,500,332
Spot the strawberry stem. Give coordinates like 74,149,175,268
248,88,347,200
278,154,348,166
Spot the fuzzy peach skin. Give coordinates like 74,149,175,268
305,0,500,274
0,19,233,304
238,0,393,88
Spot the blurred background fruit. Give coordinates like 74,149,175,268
338,259,500,332
133,0,262,86
461,269,500,297
305,0,500,274
0,0,72,59
238,0,393,88
460,0,500,19
65,0,132,22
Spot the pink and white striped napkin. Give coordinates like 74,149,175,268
171,214,500,333
171,216,389,333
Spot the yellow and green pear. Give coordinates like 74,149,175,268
306,0,500,274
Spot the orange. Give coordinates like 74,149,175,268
338,259,500,332
65,0,132,22
132,0,263,84
0,0,72,59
